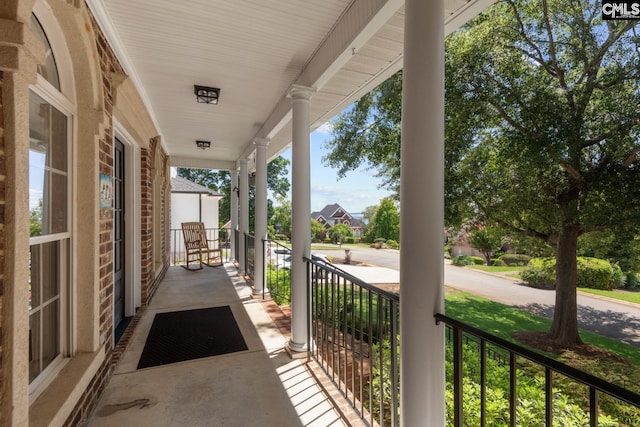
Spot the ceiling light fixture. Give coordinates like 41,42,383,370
194,85,220,104
196,140,211,150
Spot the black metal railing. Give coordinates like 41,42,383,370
302,256,640,426
305,257,400,427
436,313,640,427
169,227,231,266
245,233,255,280
265,240,292,304
234,229,239,263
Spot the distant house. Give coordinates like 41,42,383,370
170,176,223,231
311,203,363,238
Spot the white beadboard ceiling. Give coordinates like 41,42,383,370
90,0,495,170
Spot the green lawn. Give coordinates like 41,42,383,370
578,287,640,304
445,289,640,367
468,265,523,273
310,244,345,251
466,265,640,305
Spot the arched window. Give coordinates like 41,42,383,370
28,11,73,397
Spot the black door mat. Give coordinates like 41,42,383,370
137,306,248,369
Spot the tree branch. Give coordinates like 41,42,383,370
560,163,586,187
623,146,640,167
541,0,577,111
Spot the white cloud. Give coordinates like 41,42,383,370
29,188,43,210
314,122,333,135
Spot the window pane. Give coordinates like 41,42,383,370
41,241,60,302
29,93,49,238
49,172,67,234
29,311,41,382
29,245,42,310
30,91,68,236
30,15,60,91
50,106,67,172
42,301,60,368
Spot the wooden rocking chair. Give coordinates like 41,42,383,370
180,222,223,270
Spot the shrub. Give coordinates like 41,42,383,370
386,239,399,249
470,256,484,265
611,264,625,289
266,264,291,306
626,272,639,289
522,257,617,290
521,258,556,289
452,255,475,266
500,253,532,266
576,257,615,290
274,233,288,242
491,258,506,266
345,236,356,244
366,335,635,426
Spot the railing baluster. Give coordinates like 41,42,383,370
359,285,364,415
590,387,598,427
377,293,384,426
368,288,374,427
349,280,355,403
510,352,517,427
391,300,399,427
453,326,463,427
480,339,486,427
331,270,337,383
545,367,553,427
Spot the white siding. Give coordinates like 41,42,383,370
170,193,221,231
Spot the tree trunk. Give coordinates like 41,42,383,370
549,224,583,345
481,251,491,266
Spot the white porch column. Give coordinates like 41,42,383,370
288,84,314,354
230,169,239,262
238,159,249,273
400,0,446,425
253,138,269,296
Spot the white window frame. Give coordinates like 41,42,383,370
28,3,76,403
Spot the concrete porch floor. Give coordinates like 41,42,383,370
87,264,360,427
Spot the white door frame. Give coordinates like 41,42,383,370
113,119,142,318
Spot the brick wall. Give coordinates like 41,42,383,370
140,142,168,304
0,70,6,427
65,7,171,424
140,147,153,304
62,12,123,426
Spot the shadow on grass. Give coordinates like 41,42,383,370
445,291,640,365
514,302,640,348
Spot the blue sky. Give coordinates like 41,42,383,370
277,122,394,215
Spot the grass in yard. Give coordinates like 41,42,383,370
444,289,640,367
468,265,522,273
578,287,640,305
466,264,522,279
310,244,344,250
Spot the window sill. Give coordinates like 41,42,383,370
29,346,106,427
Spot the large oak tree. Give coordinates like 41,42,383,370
324,0,640,345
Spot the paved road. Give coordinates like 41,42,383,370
314,246,640,347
